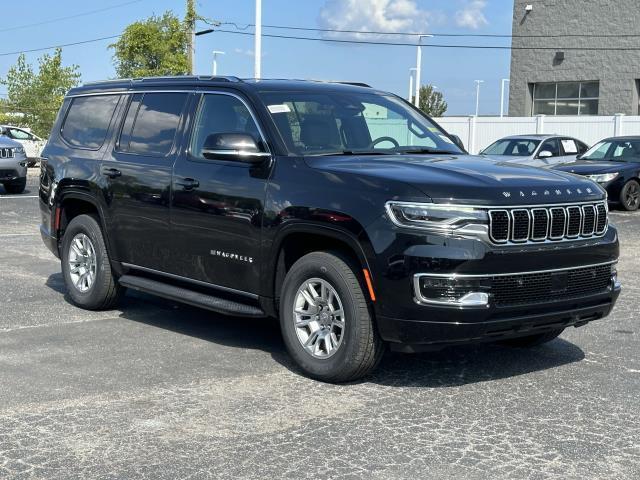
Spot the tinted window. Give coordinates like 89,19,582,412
119,92,187,156
584,140,640,162
190,94,263,160
62,95,120,149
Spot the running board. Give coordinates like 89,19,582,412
118,275,266,318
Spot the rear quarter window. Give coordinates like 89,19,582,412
118,92,187,156
61,95,121,149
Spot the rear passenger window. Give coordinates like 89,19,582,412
118,92,187,156
61,95,120,149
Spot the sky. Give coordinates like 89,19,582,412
0,0,515,115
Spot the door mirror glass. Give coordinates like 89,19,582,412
202,133,269,163
538,150,553,158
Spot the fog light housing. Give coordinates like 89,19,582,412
415,275,491,307
611,265,621,290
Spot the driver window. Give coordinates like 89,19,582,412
540,138,560,157
190,94,263,160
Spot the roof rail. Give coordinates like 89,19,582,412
334,81,372,88
83,75,242,87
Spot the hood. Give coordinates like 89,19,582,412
0,136,22,148
305,154,605,206
554,159,639,175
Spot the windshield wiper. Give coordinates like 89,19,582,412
396,147,459,155
308,150,395,157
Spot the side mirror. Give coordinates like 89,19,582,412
538,150,553,158
201,133,270,163
450,134,465,151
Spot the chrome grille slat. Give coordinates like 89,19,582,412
487,202,608,245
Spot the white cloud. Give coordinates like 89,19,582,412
318,0,434,39
455,0,489,29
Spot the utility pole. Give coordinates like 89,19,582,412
475,80,484,116
186,0,196,74
500,78,510,117
408,68,417,102
254,0,262,79
414,35,433,108
212,51,225,76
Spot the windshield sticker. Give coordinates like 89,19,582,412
268,104,291,114
428,127,439,132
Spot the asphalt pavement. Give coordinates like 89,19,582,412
1,170,638,479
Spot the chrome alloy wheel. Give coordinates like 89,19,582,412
67,233,97,293
293,278,345,359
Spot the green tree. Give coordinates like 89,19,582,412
413,85,448,117
109,11,190,78
1,48,80,137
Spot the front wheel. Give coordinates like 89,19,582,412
619,179,640,211
279,251,384,383
3,177,26,194
61,214,123,310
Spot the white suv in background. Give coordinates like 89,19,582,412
0,125,45,166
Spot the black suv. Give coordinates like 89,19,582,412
39,77,621,382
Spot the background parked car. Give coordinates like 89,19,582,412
554,136,640,211
0,136,28,194
480,134,589,168
0,125,45,166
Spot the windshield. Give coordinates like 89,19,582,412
482,139,540,156
582,139,640,162
258,90,463,156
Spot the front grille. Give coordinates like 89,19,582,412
491,264,613,307
0,147,15,159
488,202,608,244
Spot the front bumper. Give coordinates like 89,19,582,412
0,155,28,181
368,217,620,348
379,290,620,352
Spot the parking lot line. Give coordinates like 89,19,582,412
0,233,37,237
0,195,39,199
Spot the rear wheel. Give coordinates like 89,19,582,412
500,328,564,347
61,214,123,310
279,251,384,383
4,177,26,194
619,179,640,211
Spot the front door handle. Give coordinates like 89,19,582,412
175,178,200,191
102,167,122,178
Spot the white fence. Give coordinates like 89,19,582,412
433,114,640,154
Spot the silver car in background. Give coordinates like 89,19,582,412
480,134,589,168
0,136,28,194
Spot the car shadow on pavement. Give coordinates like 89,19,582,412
46,273,586,387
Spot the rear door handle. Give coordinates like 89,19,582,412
102,167,121,178
175,178,200,191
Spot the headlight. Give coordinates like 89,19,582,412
386,201,488,232
587,172,618,183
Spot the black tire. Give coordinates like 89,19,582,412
619,179,640,211
61,214,123,310
500,328,564,348
279,251,384,383
4,177,26,194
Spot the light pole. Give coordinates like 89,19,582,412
408,68,417,102
212,51,225,76
414,35,433,108
474,80,484,116
254,0,262,79
500,78,510,117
